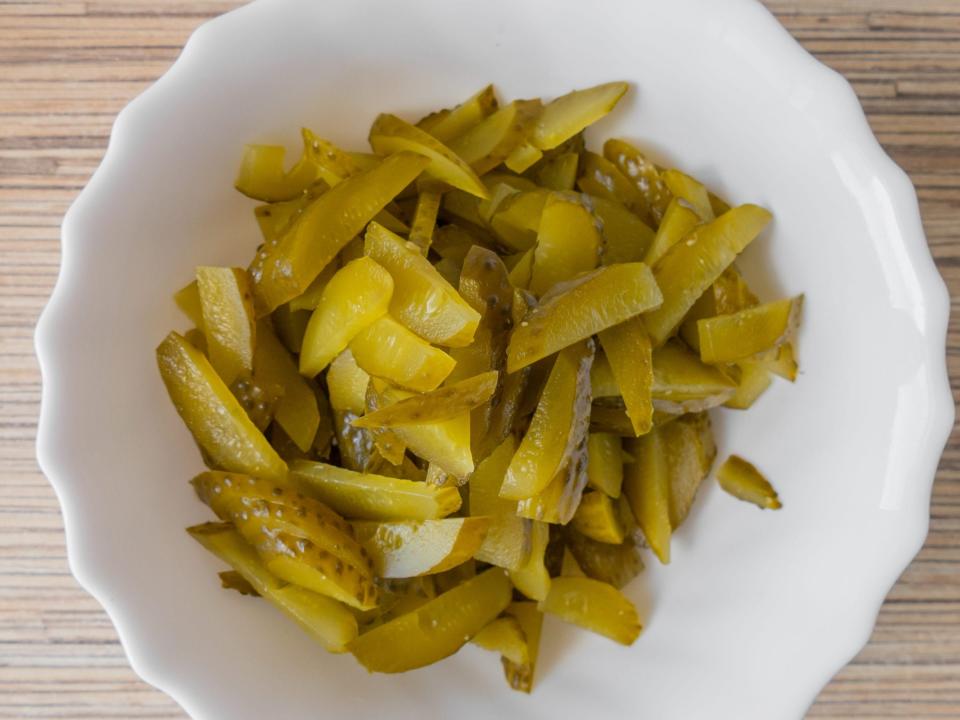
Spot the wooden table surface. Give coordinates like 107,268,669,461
1,1,958,717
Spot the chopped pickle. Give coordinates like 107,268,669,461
251,152,428,314
173,280,204,329
623,429,671,564
502,602,543,693
490,190,548,251
586,433,624,498
290,460,461,520
571,491,625,544
369,384,474,480
271,303,310,355
717,455,782,510
157,332,286,480
644,204,773,346
697,295,804,364
577,151,649,219
196,266,256,386
601,138,671,225
470,436,533,571
352,518,491,578
532,82,628,151
652,341,737,413
163,83,801,681
505,141,544,173
509,520,551,601
507,263,662,373
188,523,359,652
563,529,644,590
407,187,442,254
589,195,656,265
424,85,499,144
725,361,774,410
534,152,579,192
348,567,512,673
288,257,340,313
352,371,497,427
253,320,319,452
365,222,480,347
299,257,394,377
644,197,701,267
539,576,641,645
529,193,601,296
448,99,543,175
326,349,370,415
472,616,528,665
369,113,488,198
598,317,654,435
589,352,620,399
501,342,594,500
349,316,456,392
234,133,319,202
661,169,714,222
661,413,716,529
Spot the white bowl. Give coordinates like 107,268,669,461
35,0,953,718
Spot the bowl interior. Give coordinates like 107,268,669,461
38,0,951,718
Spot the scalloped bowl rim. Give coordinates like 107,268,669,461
34,0,954,718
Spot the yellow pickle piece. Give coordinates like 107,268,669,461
717,455,782,510
234,132,320,202
507,262,662,373
652,341,737,414
251,151,428,314
299,257,394,377
563,529,645,590
407,186,442,254
644,204,773,346
589,195,655,265
529,192,601,296
195,266,256,387
598,317,654,436
156,332,287,480
423,85,499,144
470,436,533,571
577,151,649,219
349,315,456,392
365,222,481,347
571,491,626,544
539,576,641,646
534,151,579,192
589,352,620,399
351,371,497,428
602,138,672,225
347,567,512,673
448,99,543,175
352,518,491,578
472,616,528,666
644,197,701,267
500,341,594,501
532,82,628,151
661,413,716,529
173,279,203,329
586,433,624,497
501,602,543,693
289,460,462,520
661,169,714,222
509,520,552,602
326,349,370,415
697,295,804,364
623,429,671,564
516,436,590,525
188,523,359,652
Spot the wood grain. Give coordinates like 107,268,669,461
1,1,958,717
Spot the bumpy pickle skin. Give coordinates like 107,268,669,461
188,523,359,652
156,332,287,480
347,567,512,673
